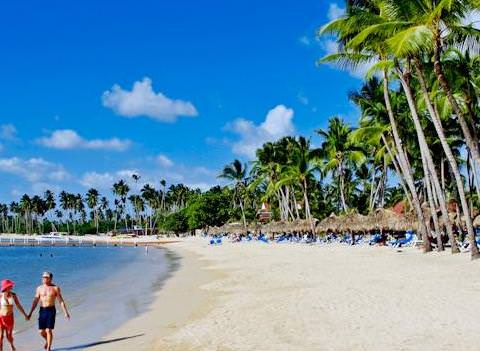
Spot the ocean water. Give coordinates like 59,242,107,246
0,245,175,350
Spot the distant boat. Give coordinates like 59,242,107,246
41,232,69,240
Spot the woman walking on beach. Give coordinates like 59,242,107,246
0,279,28,351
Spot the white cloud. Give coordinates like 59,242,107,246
327,3,345,21
156,154,174,168
0,124,17,140
79,163,217,192
80,172,115,189
102,77,198,122
297,93,309,105
32,182,62,195
226,105,295,158
299,36,311,46
0,157,69,183
37,129,131,151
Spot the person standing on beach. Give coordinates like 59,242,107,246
0,279,28,351
28,272,70,351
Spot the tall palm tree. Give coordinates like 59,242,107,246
219,159,249,228
317,117,366,212
19,194,32,234
112,180,130,231
44,190,56,232
318,4,432,249
278,137,320,232
353,0,473,256
160,179,167,211
59,191,71,234
86,188,100,234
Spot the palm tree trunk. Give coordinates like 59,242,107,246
441,158,445,192
468,152,480,204
239,199,247,229
368,166,377,211
292,189,301,220
382,70,430,250
381,134,413,210
413,60,474,256
338,165,348,212
397,64,457,253
381,162,387,208
303,179,315,234
423,155,443,251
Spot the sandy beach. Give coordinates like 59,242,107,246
89,238,480,351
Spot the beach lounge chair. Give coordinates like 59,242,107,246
369,234,382,245
257,234,269,243
276,235,287,243
391,232,415,248
209,237,222,245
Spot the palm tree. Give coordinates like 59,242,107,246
86,188,100,234
278,137,320,232
160,179,167,211
131,173,141,225
141,184,157,234
112,180,130,231
59,191,71,234
386,0,480,166
44,190,56,232
219,159,249,228
318,4,432,249
317,117,366,212
351,0,472,255
19,194,32,234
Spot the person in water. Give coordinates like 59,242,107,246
0,279,28,351
28,272,70,351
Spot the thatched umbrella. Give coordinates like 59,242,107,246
367,208,417,232
341,213,370,232
208,226,221,235
316,213,340,234
288,219,310,232
217,222,245,234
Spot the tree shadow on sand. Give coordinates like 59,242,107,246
53,334,144,350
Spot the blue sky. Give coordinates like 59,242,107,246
0,0,364,202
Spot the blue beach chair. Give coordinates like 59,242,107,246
369,234,382,245
390,231,415,248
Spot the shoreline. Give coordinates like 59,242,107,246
4,244,173,350
89,238,480,350
89,239,222,350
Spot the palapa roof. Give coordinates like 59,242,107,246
316,208,417,233
367,208,417,232
316,213,340,233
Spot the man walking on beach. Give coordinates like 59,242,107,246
28,272,70,351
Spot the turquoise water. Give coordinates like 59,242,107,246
0,245,174,350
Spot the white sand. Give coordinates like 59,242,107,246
92,238,480,351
